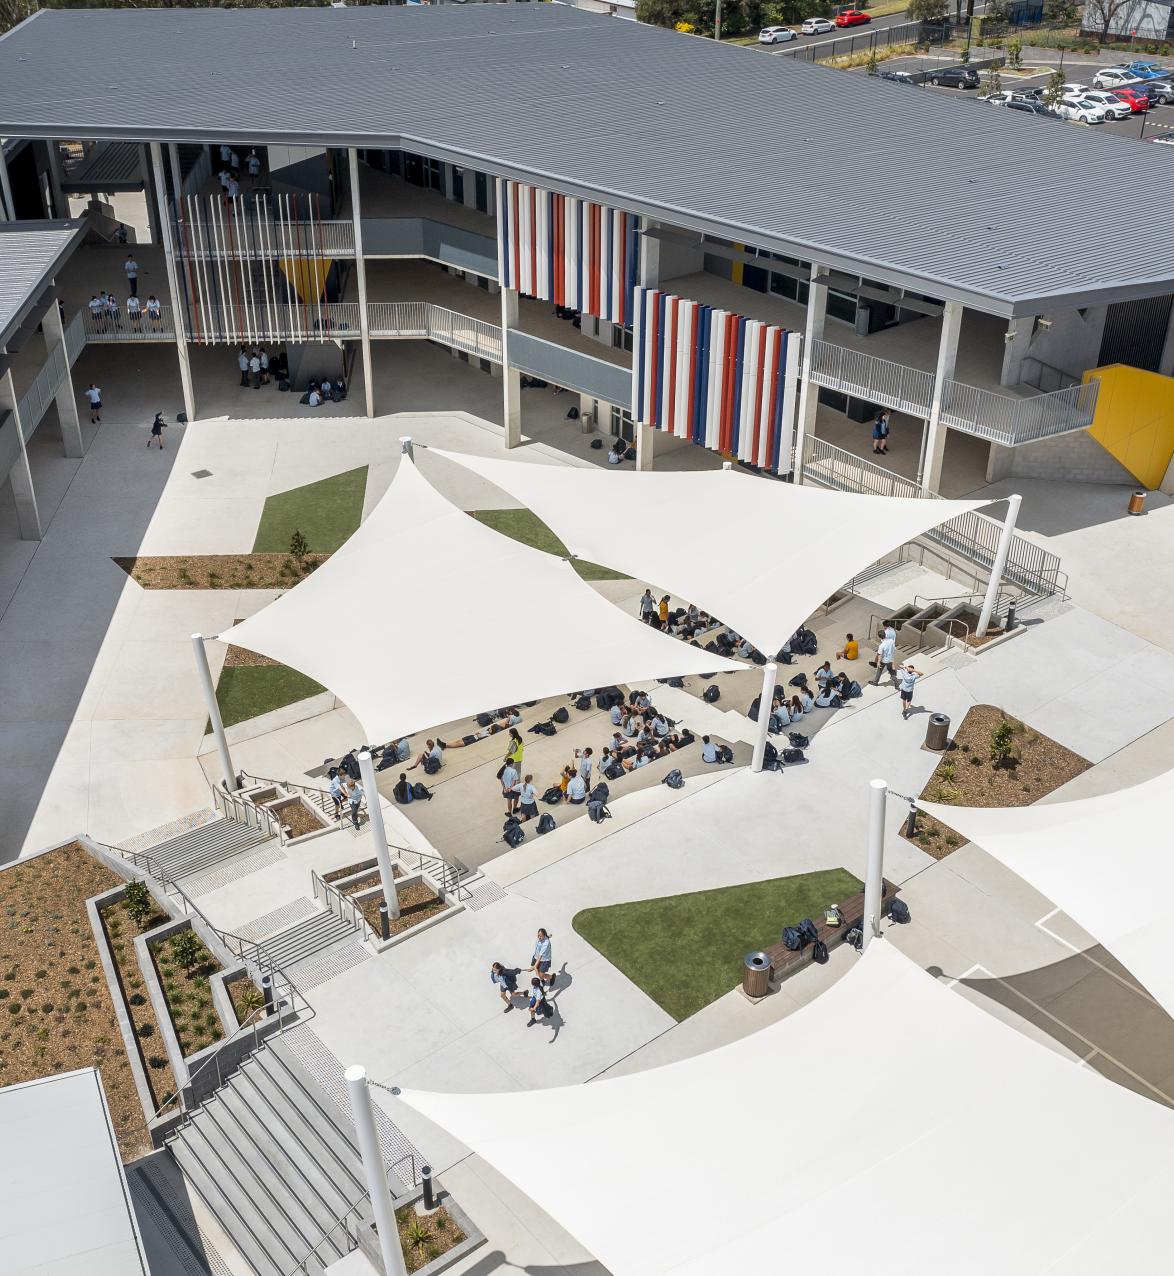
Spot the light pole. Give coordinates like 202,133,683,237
714,0,723,42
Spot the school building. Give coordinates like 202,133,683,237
1,3,1173,545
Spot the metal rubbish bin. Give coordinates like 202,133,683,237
925,712,950,752
743,951,771,998
1129,489,1147,516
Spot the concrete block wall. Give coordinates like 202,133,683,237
986,428,1137,486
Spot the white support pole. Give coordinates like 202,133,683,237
191,634,237,791
149,142,197,424
0,369,41,540
975,493,1022,638
357,751,400,920
500,287,522,449
167,143,183,208
399,435,414,461
862,778,887,951
919,299,963,495
792,262,827,482
750,661,777,774
344,1066,408,1276
46,142,67,220
635,420,656,471
347,148,376,419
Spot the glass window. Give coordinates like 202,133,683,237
612,324,633,353
610,405,635,442
423,157,442,192
827,289,857,325
452,167,464,204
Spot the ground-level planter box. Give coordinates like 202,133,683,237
354,1184,484,1276
240,782,335,846
356,871,466,955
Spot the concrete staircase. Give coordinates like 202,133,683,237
166,1037,373,1276
261,909,359,970
144,816,270,882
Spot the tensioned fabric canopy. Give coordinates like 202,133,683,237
397,941,1174,1276
920,768,1174,1020
217,458,742,744
431,450,987,655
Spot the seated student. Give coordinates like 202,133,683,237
836,633,859,661
769,698,792,732
600,748,625,780
565,768,587,804
306,387,322,408
621,714,641,739
558,764,573,795
799,689,815,713
632,690,652,711
389,738,412,763
832,672,853,700
625,748,655,772
607,441,624,465
701,735,720,764
610,731,626,758
814,684,840,709
334,377,347,400
651,713,670,738
676,727,696,748
408,739,444,770
734,638,756,659
320,378,333,398
609,701,625,726
393,773,414,804
788,694,806,720
814,661,834,688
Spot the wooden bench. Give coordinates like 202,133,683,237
763,879,899,985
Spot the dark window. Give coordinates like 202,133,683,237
612,324,633,353
475,172,489,214
1098,295,1173,373
452,167,464,204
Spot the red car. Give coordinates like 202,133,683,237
834,9,871,24
1113,86,1149,112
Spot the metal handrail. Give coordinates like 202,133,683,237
312,869,373,942
213,783,286,845
82,304,178,341
367,300,503,363
281,1187,369,1276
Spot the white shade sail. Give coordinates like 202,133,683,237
218,458,743,744
397,941,1174,1276
431,449,988,655
920,768,1174,1019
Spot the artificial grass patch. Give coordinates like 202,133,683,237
472,508,627,581
212,664,326,731
252,466,368,554
573,869,863,1021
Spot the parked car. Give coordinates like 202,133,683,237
1057,96,1107,123
1080,90,1133,119
758,25,797,43
1143,80,1174,105
800,16,835,33
1005,99,1060,118
1123,60,1171,79
1112,86,1150,112
928,66,979,88
879,69,920,84
833,9,870,25
1150,134,1174,145
978,90,1032,105
1093,67,1144,89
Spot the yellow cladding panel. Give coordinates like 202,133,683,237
279,258,333,304
731,243,743,287
1085,363,1174,490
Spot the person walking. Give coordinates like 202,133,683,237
514,774,539,822
85,384,102,424
639,589,655,624
658,595,670,628
237,346,249,387
526,977,549,1027
328,768,347,819
148,412,167,450
124,254,139,297
249,349,261,389
259,346,270,385
872,409,890,455
490,962,520,1012
246,149,262,182
529,927,555,990
346,776,365,830
873,625,897,686
897,662,922,720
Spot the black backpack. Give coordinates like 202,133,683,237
848,680,862,699
503,824,525,848
811,939,829,964
763,742,779,770
667,676,684,688
748,695,761,722
423,755,442,775
603,761,625,781
594,692,609,710
587,800,611,824
782,747,806,765
542,786,563,804
530,720,557,736
574,695,591,711
476,711,493,727
536,812,556,835
788,673,808,688
890,899,911,924
788,732,809,749
798,918,819,946
589,782,610,806
845,927,864,951
751,651,767,665
503,815,520,832
411,782,432,801
703,684,720,703
663,769,684,789
552,706,570,724
781,925,802,952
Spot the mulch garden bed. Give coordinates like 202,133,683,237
358,882,448,939
113,553,328,590
0,843,171,1160
225,971,266,1027
397,1202,466,1273
903,704,1090,860
271,799,329,840
149,932,226,1058
324,859,377,884
339,868,402,896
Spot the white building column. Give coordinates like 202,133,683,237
750,661,778,774
43,297,84,458
792,262,828,482
148,142,196,425
919,299,962,495
345,1067,408,1276
1,370,41,539
500,286,522,449
635,421,656,471
862,778,887,952
975,493,1022,638
191,633,237,791
357,751,400,920
45,142,67,220
347,148,376,419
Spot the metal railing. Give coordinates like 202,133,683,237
809,339,934,417
82,304,178,341
213,782,287,844
403,848,472,903
312,869,373,942
803,434,926,500
175,211,355,259
367,300,503,363
1020,355,1081,394
282,1189,368,1276
15,314,85,435
186,301,360,345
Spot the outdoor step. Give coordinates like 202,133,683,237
196,1093,348,1267
146,817,269,879
260,912,355,968
169,1118,298,1276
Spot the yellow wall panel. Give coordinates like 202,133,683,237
278,258,333,304
1085,363,1174,489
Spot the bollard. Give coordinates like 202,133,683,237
379,901,390,942
262,974,275,1017
1004,601,1016,633
904,800,917,838
421,1164,436,1211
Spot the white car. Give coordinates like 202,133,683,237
1080,90,1132,119
758,25,797,43
1058,96,1107,123
1093,67,1143,89
978,90,1032,105
800,17,835,33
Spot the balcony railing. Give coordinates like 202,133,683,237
809,338,1099,447
173,193,355,259
368,301,503,363
185,301,360,345
82,305,178,342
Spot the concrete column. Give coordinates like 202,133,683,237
347,149,376,419
357,751,400,920
462,166,478,211
792,263,828,482
345,1067,408,1276
750,661,778,774
636,420,656,471
167,144,184,206
0,147,14,221
975,493,1022,638
1,370,42,539
919,299,963,495
45,142,67,220
148,143,196,424
43,298,84,457
500,286,522,449
999,316,1033,387
141,146,162,246
862,778,887,952
191,634,237,791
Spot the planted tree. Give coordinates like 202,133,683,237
1006,35,1023,68
288,528,309,563
982,65,1003,96
122,880,152,928
989,719,1016,769
1042,68,1066,108
170,929,204,974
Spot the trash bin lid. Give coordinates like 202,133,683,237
744,950,769,970
931,713,949,725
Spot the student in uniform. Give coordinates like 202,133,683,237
500,761,521,816
246,149,262,180
514,774,539,822
85,384,102,424
408,739,444,771
565,769,587,804
259,347,270,385
701,736,719,764
490,962,519,1012
814,661,834,688
392,773,414,805
897,663,923,720
238,346,250,386
658,595,670,627
249,350,261,389
105,292,120,328
148,413,167,450
88,294,105,331
127,294,142,328
124,254,139,296
146,295,162,328
836,633,859,661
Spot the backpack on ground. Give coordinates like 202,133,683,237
574,695,592,711
782,747,806,765
811,939,829,964
589,782,610,806
703,684,721,703
798,918,819,946
423,755,442,775
603,761,625,781
848,681,862,699
476,712,493,727
590,437,602,449
530,720,557,736
788,732,809,749
763,742,779,771
890,899,911,924
748,695,761,722
587,800,611,824
788,673,808,688
781,925,803,952
536,812,556,835
663,769,684,789
566,405,580,420
844,927,864,951
751,651,767,666
503,824,525,848
594,692,609,710
704,640,719,654
411,782,432,801
552,706,570,724
503,815,520,832
667,677,684,689
542,786,563,804
717,745,734,764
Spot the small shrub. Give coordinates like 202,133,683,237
137,1022,154,1039
939,761,956,784
990,719,1016,768
945,834,960,847
288,528,310,562
83,960,96,971
40,1003,54,1014
7,1004,20,1015
970,755,983,766
19,990,33,1000
148,1055,168,1070
128,993,146,1006
66,965,79,975
123,880,152,927
34,969,47,979
74,1001,87,1013
171,930,204,972
0,990,8,1000
405,1217,434,1259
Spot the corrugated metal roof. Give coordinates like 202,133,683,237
0,219,88,347
60,139,145,193
0,7,1171,314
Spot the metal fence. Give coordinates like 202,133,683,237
187,301,360,345
941,377,1099,446
775,19,949,62
810,338,934,417
82,304,178,342
368,301,504,363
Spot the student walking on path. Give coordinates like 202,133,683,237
897,662,922,720
639,589,655,624
148,413,167,450
526,977,550,1027
490,962,520,1013
124,254,139,296
529,927,555,989
85,384,102,424
872,409,890,455
238,346,249,387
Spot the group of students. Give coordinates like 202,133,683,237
490,928,558,1027
327,766,366,829
88,284,163,334
217,144,264,201
237,345,277,388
